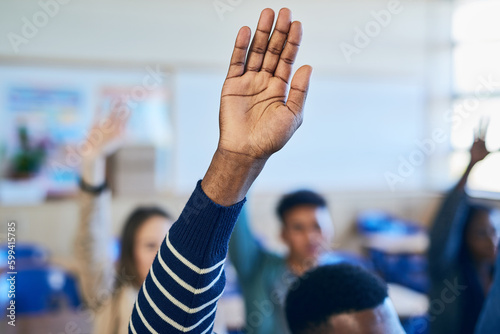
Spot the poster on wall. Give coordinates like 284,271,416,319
0,64,173,204
1,85,84,203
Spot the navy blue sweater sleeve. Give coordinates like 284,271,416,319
129,181,245,334
428,185,470,277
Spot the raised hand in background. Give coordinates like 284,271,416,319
470,117,492,166
457,117,496,189
81,102,131,185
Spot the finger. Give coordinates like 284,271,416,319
481,115,491,139
226,26,251,79
245,8,275,72
116,104,132,127
286,65,313,116
104,99,130,132
478,117,485,140
112,98,132,121
261,8,292,74
274,21,302,84
114,103,132,132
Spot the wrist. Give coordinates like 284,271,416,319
79,178,108,195
201,148,267,206
214,147,267,169
81,156,106,186
467,160,478,171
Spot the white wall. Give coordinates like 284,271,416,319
0,0,454,192
175,69,427,193
0,0,439,71
0,0,456,260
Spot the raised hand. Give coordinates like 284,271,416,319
81,101,131,185
83,102,130,162
218,8,313,160
202,8,312,206
456,117,495,189
470,117,491,166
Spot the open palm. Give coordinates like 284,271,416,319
470,117,493,165
83,102,130,161
218,8,312,160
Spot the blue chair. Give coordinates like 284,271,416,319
357,210,422,235
368,249,429,293
320,251,374,271
357,211,430,293
1,266,82,315
401,315,430,334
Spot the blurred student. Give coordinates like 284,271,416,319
285,263,405,334
73,108,173,334
428,124,500,334
74,108,226,333
229,190,334,333
128,7,314,333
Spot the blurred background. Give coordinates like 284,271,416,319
0,0,499,333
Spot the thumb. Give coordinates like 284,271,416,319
286,65,313,116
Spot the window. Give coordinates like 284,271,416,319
452,0,500,194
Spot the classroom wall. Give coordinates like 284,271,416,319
0,0,454,192
0,189,443,268
0,0,454,264
1,0,448,72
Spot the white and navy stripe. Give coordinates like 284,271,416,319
129,181,245,333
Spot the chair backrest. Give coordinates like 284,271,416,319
0,243,49,270
1,265,82,315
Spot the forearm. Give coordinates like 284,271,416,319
201,148,267,206
229,207,266,281
433,160,476,243
74,188,114,309
430,160,476,257
82,156,106,186
428,180,469,274
129,181,245,334
456,161,475,190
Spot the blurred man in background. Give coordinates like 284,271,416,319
229,190,334,333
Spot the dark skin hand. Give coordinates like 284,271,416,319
457,120,493,190
202,8,313,206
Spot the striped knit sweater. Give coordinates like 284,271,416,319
129,181,245,333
